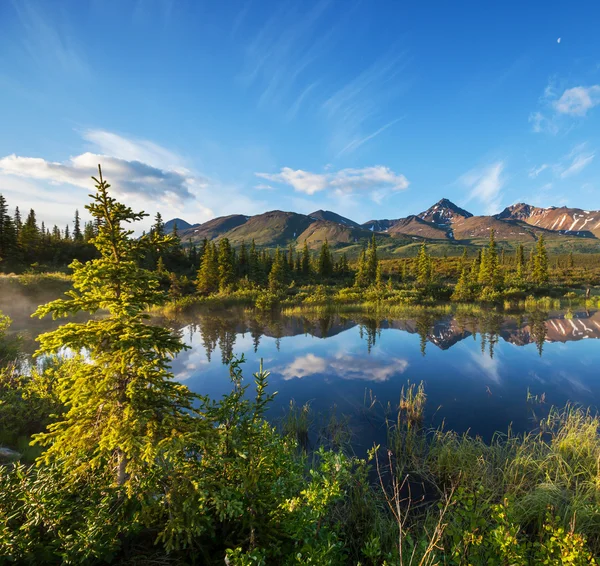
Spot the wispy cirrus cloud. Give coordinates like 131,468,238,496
528,163,549,178
240,0,335,112
82,130,188,171
322,51,409,156
528,143,595,190
460,161,505,215
556,143,595,178
10,0,90,78
255,165,409,200
238,1,408,156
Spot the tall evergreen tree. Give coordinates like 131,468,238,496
301,240,310,276
249,239,261,283
0,195,17,264
516,243,525,280
317,239,333,277
354,247,369,287
20,209,40,261
33,165,196,486
478,229,501,287
366,234,378,282
269,247,286,292
13,206,22,240
73,209,83,242
152,212,165,237
532,234,549,285
416,243,432,286
197,242,219,294
287,242,295,273
238,241,249,278
217,238,235,291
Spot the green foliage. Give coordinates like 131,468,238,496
32,166,197,487
268,247,287,292
416,242,432,287
532,234,550,285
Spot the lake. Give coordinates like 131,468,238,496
3,289,600,452
157,307,600,452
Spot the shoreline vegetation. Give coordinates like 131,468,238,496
1,171,600,563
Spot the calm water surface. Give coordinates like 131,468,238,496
161,307,600,450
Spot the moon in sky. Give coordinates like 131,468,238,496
557,37,561,43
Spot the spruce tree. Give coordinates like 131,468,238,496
0,195,17,265
375,262,383,289
33,165,196,486
238,241,249,278
366,234,378,282
301,240,310,276
287,242,295,273
13,206,22,240
269,247,286,292
152,212,165,236
249,239,261,283
73,209,83,242
478,229,501,287
217,238,235,291
516,243,525,280
354,247,369,287
532,234,549,285
317,239,333,277
197,241,219,294
416,243,432,286
452,267,472,301
20,208,40,262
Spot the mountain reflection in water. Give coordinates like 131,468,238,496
160,308,600,449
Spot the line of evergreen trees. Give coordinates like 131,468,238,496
195,237,351,294
0,193,98,270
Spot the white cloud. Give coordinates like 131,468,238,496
0,152,199,205
279,352,409,382
460,161,505,215
530,83,600,134
553,85,600,116
255,165,409,199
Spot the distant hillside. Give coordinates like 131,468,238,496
164,218,195,233
165,197,600,252
297,220,378,250
308,210,361,228
387,215,449,240
179,215,249,242
221,211,313,247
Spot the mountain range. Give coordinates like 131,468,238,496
166,199,600,252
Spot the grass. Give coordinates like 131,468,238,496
276,391,600,563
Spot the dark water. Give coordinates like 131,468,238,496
160,307,600,451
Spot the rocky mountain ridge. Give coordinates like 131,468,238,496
167,199,600,249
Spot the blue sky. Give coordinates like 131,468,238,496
1,0,600,229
